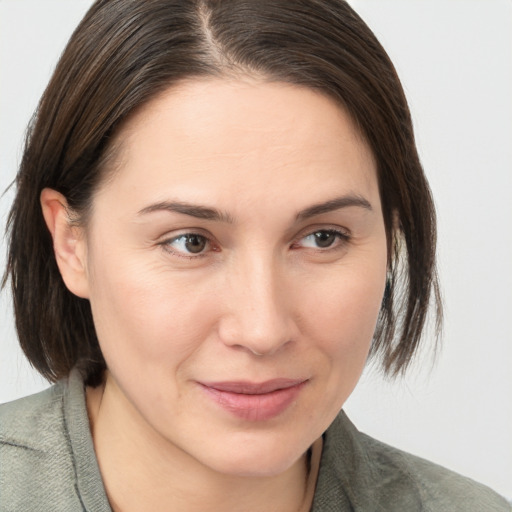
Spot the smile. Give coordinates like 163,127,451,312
198,379,308,421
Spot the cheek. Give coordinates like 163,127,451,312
297,258,386,380
301,264,385,341
284,259,386,430
87,254,221,370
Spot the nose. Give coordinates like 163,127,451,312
217,251,296,357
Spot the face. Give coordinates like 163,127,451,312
78,79,387,476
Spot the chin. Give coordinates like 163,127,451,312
198,439,307,478
215,456,302,479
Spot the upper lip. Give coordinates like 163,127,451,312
199,379,306,395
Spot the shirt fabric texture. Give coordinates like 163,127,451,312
0,369,510,511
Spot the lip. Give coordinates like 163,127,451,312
199,379,307,421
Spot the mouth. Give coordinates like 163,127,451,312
198,379,308,421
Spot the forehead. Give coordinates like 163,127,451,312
96,79,378,214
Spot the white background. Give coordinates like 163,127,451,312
1,0,511,500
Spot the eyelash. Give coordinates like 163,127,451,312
160,228,351,259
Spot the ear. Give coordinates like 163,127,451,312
40,188,90,299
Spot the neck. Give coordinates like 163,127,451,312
86,376,311,512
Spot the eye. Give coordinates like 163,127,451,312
164,233,211,256
295,229,349,250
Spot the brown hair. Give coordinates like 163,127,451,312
3,0,441,386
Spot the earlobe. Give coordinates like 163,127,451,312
40,188,90,299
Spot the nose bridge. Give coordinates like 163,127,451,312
220,248,293,355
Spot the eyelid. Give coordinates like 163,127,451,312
293,224,351,241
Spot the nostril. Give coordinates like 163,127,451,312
227,336,294,358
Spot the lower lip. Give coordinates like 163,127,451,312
200,382,307,421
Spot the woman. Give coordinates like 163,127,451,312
0,0,509,510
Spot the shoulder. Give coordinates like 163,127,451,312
359,430,510,511
0,377,85,511
316,412,511,512
0,381,67,451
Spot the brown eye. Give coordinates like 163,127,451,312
313,231,336,248
165,233,210,256
297,229,349,250
184,234,207,253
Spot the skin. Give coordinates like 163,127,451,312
41,79,388,512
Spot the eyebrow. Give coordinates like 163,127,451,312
137,194,372,224
137,201,234,223
296,194,373,221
